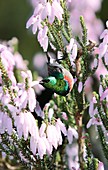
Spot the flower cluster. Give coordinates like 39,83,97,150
0,43,38,149
95,21,108,64
67,0,103,41
26,0,64,51
87,96,102,128
66,38,78,67
0,42,78,160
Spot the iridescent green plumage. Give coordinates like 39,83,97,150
40,76,69,96
40,55,74,96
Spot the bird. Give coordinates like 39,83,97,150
39,53,74,96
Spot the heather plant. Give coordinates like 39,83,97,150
0,0,108,170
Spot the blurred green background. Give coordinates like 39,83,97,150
0,0,108,70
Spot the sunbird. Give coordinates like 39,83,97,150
40,54,74,96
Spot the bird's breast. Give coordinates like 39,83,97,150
64,75,74,91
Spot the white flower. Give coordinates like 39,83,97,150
35,101,44,119
66,38,77,67
37,26,48,52
56,118,67,136
14,111,39,140
20,70,38,112
48,108,54,122
26,14,42,34
30,136,38,155
87,108,102,128
47,124,58,149
37,137,46,159
67,126,78,144
78,82,83,93
0,112,12,135
100,88,108,101
97,161,104,170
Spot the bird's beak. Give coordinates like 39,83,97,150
39,79,49,85
39,80,44,85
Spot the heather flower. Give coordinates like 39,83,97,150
56,118,67,136
95,59,108,80
20,70,38,112
48,108,54,122
35,101,44,119
97,162,104,170
39,123,46,137
67,126,78,144
28,0,63,25
104,51,108,65
87,97,102,128
14,52,28,70
43,102,50,111
26,0,63,34
47,124,59,149
100,88,108,101
0,44,15,71
100,29,108,43
42,136,53,155
68,0,103,41
33,76,44,95
66,38,74,53
66,38,77,67
8,101,39,140
26,1,64,51
0,112,12,135
99,84,103,96
26,14,42,35
55,123,63,145
96,21,108,62
61,112,68,120
37,26,48,52
8,71,17,87
46,120,64,150
0,44,18,86
0,90,10,106
30,136,38,155
71,44,78,60
78,82,83,93
87,116,102,128
91,57,98,70
37,136,47,159
39,123,53,156
14,110,39,140
98,43,107,58
36,122,53,157
106,20,108,28
87,107,102,128
92,96,97,104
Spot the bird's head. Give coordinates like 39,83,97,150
40,76,57,89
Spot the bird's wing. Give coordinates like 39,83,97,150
47,63,64,79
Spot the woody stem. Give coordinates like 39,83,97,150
76,112,84,169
